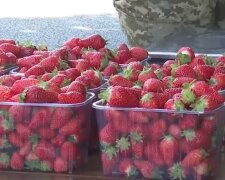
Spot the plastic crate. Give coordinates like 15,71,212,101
0,66,18,76
93,100,224,179
0,92,95,173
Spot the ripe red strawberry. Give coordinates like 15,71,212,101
118,43,129,52
82,69,102,87
113,50,131,64
50,108,72,130
17,55,43,68
63,37,80,48
0,75,20,87
38,56,61,72
10,152,24,170
162,76,174,88
103,62,120,76
54,157,68,173
61,141,79,161
66,81,86,94
148,119,166,141
11,78,38,94
49,47,68,60
155,92,169,108
79,34,106,50
19,43,37,58
130,47,148,61
0,39,16,45
38,127,55,139
160,135,178,166
111,110,130,133
16,124,31,140
118,158,138,177
24,64,45,78
101,146,118,175
48,74,71,88
217,55,225,64
59,119,81,136
194,65,215,80
168,124,181,139
0,43,21,57
99,86,139,107
134,160,162,179
143,78,164,93
0,53,10,66
28,108,51,129
189,55,205,68
122,67,139,82
189,81,210,97
0,153,10,169
162,60,175,76
19,141,32,157
172,77,195,88
130,131,144,159
99,123,117,145
181,149,207,168
62,68,80,81
58,91,86,104
75,75,92,89
177,47,195,60
164,99,185,110
201,116,216,135
51,135,66,147
139,92,159,109
84,51,108,70
179,114,198,130
8,132,23,147
209,73,225,90
35,140,55,160
164,88,182,99
193,160,209,176
175,53,191,65
138,67,157,84
109,75,133,87
144,141,164,166
0,85,12,101
174,64,196,78
116,137,132,157
75,59,91,72
21,86,58,103
213,65,225,74
128,111,149,124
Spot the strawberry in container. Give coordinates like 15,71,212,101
93,71,225,179
0,75,95,173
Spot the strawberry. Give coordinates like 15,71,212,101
109,75,133,87
61,141,79,161
58,91,86,104
51,135,66,147
0,153,10,169
0,114,14,134
148,119,166,141
181,149,207,168
118,43,129,52
62,68,80,81
168,124,181,139
193,160,209,176
194,65,215,80
162,60,175,76
66,81,86,94
110,110,130,133
0,43,21,57
0,135,11,149
48,74,71,88
175,53,191,65
75,75,92,89
118,158,138,177
209,73,225,90
85,51,108,70
217,55,225,64
50,107,72,130
98,86,139,107
34,140,55,160
38,56,61,72
130,131,144,159
59,119,81,136
10,152,24,170
134,160,162,179
38,127,55,139
0,53,10,66
116,137,132,157
179,114,198,130
173,64,196,78
79,34,106,50
8,132,23,147
138,67,157,84
0,39,16,45
75,59,91,72
24,64,45,78
139,92,159,109
144,141,164,166
28,108,51,129
54,157,68,173
189,54,206,68
190,81,210,97
102,62,120,76
0,75,19,87
99,123,117,145
213,65,225,74
16,124,31,140
82,69,102,87
177,47,195,60
172,77,195,88
17,55,43,68
113,50,131,64
21,86,58,103
0,85,12,101
143,78,164,93
164,88,182,99
122,67,139,82
11,78,38,94
63,37,80,48
162,76,175,88
201,116,216,135
49,47,68,60
101,145,118,175
128,111,149,124
180,88,196,105
164,99,185,111
130,47,148,61
19,141,32,157
155,92,169,108
160,135,178,166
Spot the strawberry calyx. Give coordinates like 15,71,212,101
149,167,163,180
98,88,110,102
102,145,117,160
100,55,109,71
0,153,10,167
60,60,69,70
141,93,154,103
125,166,139,178
154,69,163,80
176,53,191,65
0,135,11,148
0,111,14,131
190,96,208,112
130,131,143,143
181,129,195,141
203,56,217,66
174,100,185,111
17,40,35,48
116,137,130,151
181,89,196,104
25,159,51,171
122,67,133,79
60,78,72,88
169,162,185,180
19,90,27,102
37,44,48,51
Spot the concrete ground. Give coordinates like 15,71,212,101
0,0,127,50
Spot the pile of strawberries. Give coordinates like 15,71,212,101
0,104,90,173
96,47,225,179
